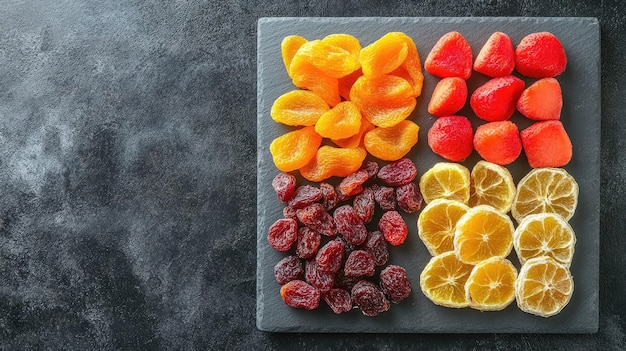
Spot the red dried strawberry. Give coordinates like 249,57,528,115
520,120,572,168
515,32,567,78
427,77,468,117
424,31,473,80
427,116,474,162
470,76,525,122
473,32,515,77
517,77,563,121
473,121,522,165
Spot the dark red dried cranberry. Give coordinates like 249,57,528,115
296,203,336,237
267,218,298,252
377,158,417,186
344,250,376,277
379,265,412,303
353,187,375,223
320,182,339,211
274,255,304,285
379,211,408,246
305,259,335,293
323,288,352,314
359,161,379,182
335,269,361,291
296,227,321,259
282,206,299,223
333,205,367,245
280,280,320,310
363,231,389,266
338,169,369,197
288,185,322,209
396,182,423,213
351,280,390,316
315,239,345,273
272,172,297,203
372,184,396,211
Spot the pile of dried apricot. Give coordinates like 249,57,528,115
270,33,424,182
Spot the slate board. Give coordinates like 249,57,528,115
257,17,600,333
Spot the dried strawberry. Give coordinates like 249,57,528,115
427,115,474,162
427,77,468,117
425,31,473,80
515,32,567,78
474,31,515,77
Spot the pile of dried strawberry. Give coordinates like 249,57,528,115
268,158,422,316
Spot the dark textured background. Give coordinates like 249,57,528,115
0,1,623,350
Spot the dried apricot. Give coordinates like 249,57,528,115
290,52,341,107
299,145,366,182
331,118,375,149
364,120,419,161
338,68,363,101
314,101,362,139
389,32,424,97
322,33,361,61
360,32,409,77
271,90,330,126
269,126,322,172
293,39,360,79
350,75,416,128
281,35,307,76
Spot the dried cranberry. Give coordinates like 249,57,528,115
377,158,417,186
333,205,367,246
372,184,396,211
296,227,321,259
353,187,375,223
359,161,379,182
282,206,299,223
351,280,390,316
320,182,339,211
288,185,322,209
379,265,412,303
267,218,297,252
272,172,296,203
323,288,352,314
379,211,408,246
305,259,335,293
280,280,320,310
274,255,304,285
396,182,423,213
344,250,376,277
315,239,345,273
363,231,389,266
335,269,361,291
296,203,336,237
338,169,369,197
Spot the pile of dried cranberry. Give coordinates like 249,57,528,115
268,158,422,316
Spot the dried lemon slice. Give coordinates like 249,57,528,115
469,160,516,213
419,162,471,204
515,256,574,317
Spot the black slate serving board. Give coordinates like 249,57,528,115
257,17,600,333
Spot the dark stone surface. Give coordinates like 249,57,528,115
0,0,622,350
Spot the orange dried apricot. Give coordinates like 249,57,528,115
270,126,322,172
293,40,360,79
360,32,409,77
322,34,362,60
350,75,416,128
300,145,367,182
314,101,362,139
389,33,424,97
364,120,419,161
332,118,375,149
281,35,308,76
338,68,363,101
271,90,330,126
289,52,341,107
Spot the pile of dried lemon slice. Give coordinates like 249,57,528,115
418,162,578,317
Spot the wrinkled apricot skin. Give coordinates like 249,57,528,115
322,34,362,60
315,101,362,139
389,32,424,97
270,126,322,172
364,120,419,161
300,145,367,182
350,75,416,128
293,40,360,79
289,54,341,107
281,35,308,76
332,118,375,149
271,90,330,126
360,32,409,77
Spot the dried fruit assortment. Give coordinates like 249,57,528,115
270,32,424,182
270,158,420,315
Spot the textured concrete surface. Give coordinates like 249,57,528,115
0,0,624,349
